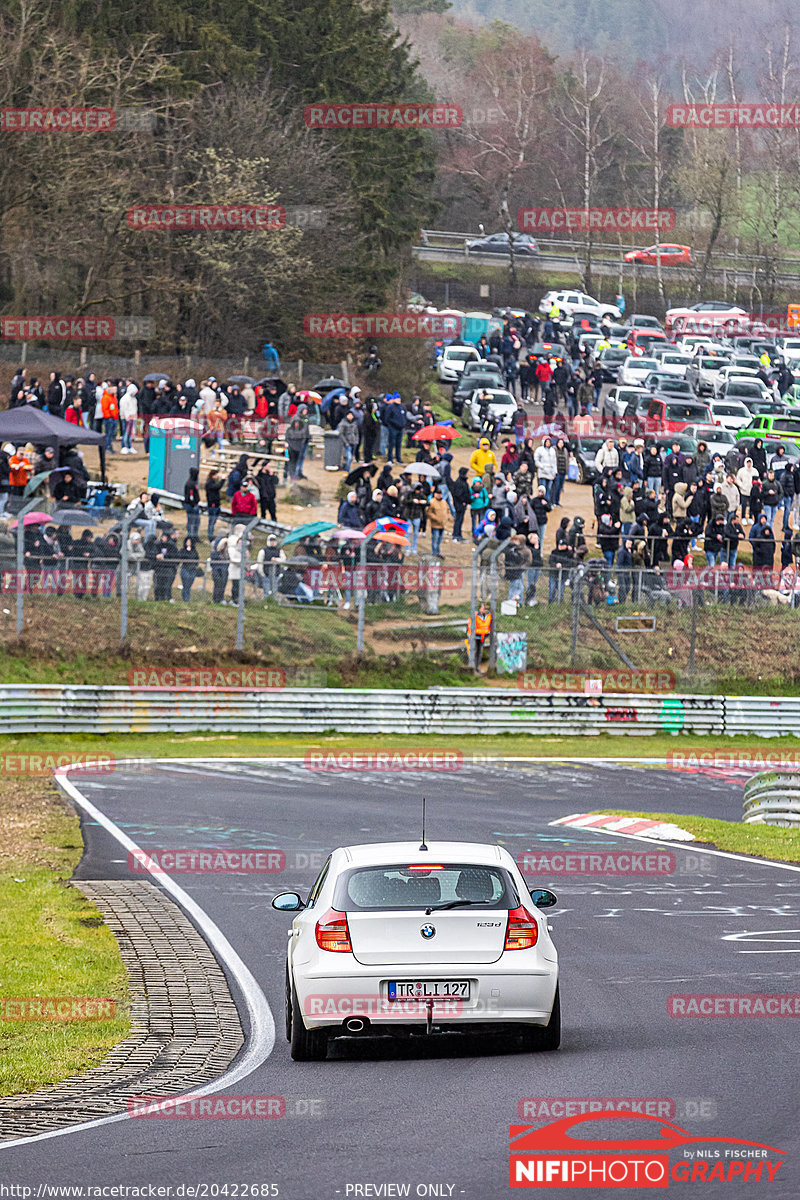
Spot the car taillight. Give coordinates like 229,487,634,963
504,905,539,951
315,909,352,953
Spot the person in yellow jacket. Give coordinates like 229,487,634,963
466,602,492,665
470,438,497,478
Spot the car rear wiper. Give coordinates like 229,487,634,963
424,899,486,915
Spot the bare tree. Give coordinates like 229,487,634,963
552,52,621,296
444,36,556,285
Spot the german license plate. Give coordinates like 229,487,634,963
387,980,470,1000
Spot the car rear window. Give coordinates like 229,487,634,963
773,420,800,434
715,405,747,416
447,349,477,361
666,404,710,420
659,379,692,392
729,384,763,396
335,863,516,911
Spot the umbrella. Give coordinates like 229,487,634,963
143,372,171,384
296,390,322,403
51,509,99,526
9,511,52,528
345,463,377,486
22,469,54,498
280,520,338,546
256,377,287,392
374,531,410,546
412,425,462,442
227,375,256,386
363,518,410,537
328,528,366,540
314,377,348,392
403,463,441,478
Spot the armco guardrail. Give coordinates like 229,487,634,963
722,697,800,738
0,685,736,735
743,772,800,827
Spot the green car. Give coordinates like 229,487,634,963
735,412,800,445
781,383,800,407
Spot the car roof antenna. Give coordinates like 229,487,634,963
419,797,428,852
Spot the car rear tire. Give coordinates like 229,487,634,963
519,984,561,1051
284,966,292,1041
289,976,329,1061
577,462,587,484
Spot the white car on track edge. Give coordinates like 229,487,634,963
273,840,560,1060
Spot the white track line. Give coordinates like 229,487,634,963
0,766,276,1150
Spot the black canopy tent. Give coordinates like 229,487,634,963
0,407,106,481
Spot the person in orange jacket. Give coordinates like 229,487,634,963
100,383,120,452
466,602,492,665
8,445,33,494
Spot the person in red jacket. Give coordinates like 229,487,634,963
534,358,553,402
65,397,82,426
231,478,258,517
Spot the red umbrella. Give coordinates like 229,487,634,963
412,425,461,441
374,531,411,546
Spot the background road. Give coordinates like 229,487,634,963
3,759,799,1198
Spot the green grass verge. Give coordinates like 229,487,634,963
0,780,129,1095
597,808,800,865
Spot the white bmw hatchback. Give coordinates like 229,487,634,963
272,840,560,1060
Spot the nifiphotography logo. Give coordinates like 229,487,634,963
508,1112,785,1188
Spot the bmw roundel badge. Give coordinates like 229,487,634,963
420,923,436,939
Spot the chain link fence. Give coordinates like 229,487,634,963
2,494,798,691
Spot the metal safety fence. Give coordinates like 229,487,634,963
1,502,799,689
2,686,800,736
743,772,800,827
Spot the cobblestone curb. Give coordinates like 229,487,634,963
0,880,245,1140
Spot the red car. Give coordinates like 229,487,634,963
624,243,692,265
627,327,668,356
644,397,713,436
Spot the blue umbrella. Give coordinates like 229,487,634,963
280,521,338,546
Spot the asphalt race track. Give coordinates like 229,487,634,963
3,758,800,1198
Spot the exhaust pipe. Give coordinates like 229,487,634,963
344,1016,367,1033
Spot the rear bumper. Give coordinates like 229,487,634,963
294,964,558,1030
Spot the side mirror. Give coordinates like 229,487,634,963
529,888,558,910
272,891,304,912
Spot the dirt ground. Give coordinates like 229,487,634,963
98,410,598,568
